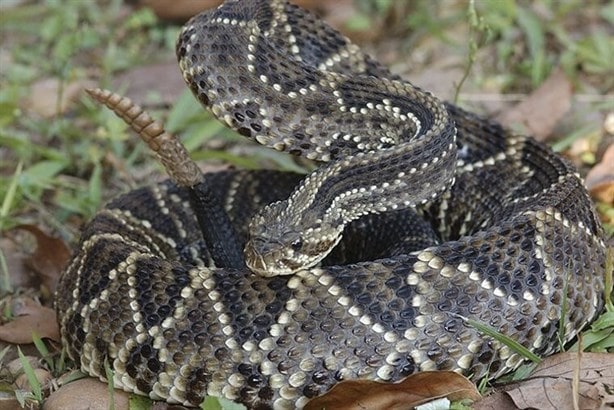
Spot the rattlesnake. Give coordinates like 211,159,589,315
56,0,608,408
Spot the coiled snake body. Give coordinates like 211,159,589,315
56,0,607,408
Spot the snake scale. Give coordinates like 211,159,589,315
55,0,608,408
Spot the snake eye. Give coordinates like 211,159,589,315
291,238,303,251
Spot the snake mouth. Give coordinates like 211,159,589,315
244,241,268,276
244,239,297,277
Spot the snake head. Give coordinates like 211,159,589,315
245,201,344,277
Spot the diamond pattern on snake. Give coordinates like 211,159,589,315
55,0,608,409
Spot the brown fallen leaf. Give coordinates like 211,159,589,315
6,355,40,376
474,352,614,410
472,390,519,410
15,368,53,391
0,394,22,410
529,351,614,381
14,224,71,295
44,378,130,410
585,143,614,205
304,371,481,410
506,378,600,410
497,68,572,141
0,297,60,343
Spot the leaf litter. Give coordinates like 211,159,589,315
496,68,573,141
475,352,614,410
304,371,481,410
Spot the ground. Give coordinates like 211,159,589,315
0,0,612,409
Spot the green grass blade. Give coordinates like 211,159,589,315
201,396,247,410
105,358,115,410
570,309,614,352
588,333,614,352
31,331,54,372
129,394,153,410
550,124,600,153
0,160,23,232
17,346,43,402
0,247,11,294
463,317,541,363
510,362,539,381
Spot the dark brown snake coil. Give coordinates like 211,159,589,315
56,0,608,408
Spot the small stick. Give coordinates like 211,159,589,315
86,88,245,269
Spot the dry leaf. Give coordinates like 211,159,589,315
474,352,614,410
6,355,40,375
14,224,71,294
472,391,519,410
529,351,614,381
585,143,614,204
506,378,600,410
305,371,481,410
497,68,572,141
0,297,60,343
44,378,130,410
15,368,53,391
0,394,22,410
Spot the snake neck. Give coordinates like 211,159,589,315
244,120,457,276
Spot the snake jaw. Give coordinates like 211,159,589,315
244,235,342,277
244,207,301,276
245,203,345,276
244,238,299,277
244,225,346,276
244,224,314,277
243,240,270,276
